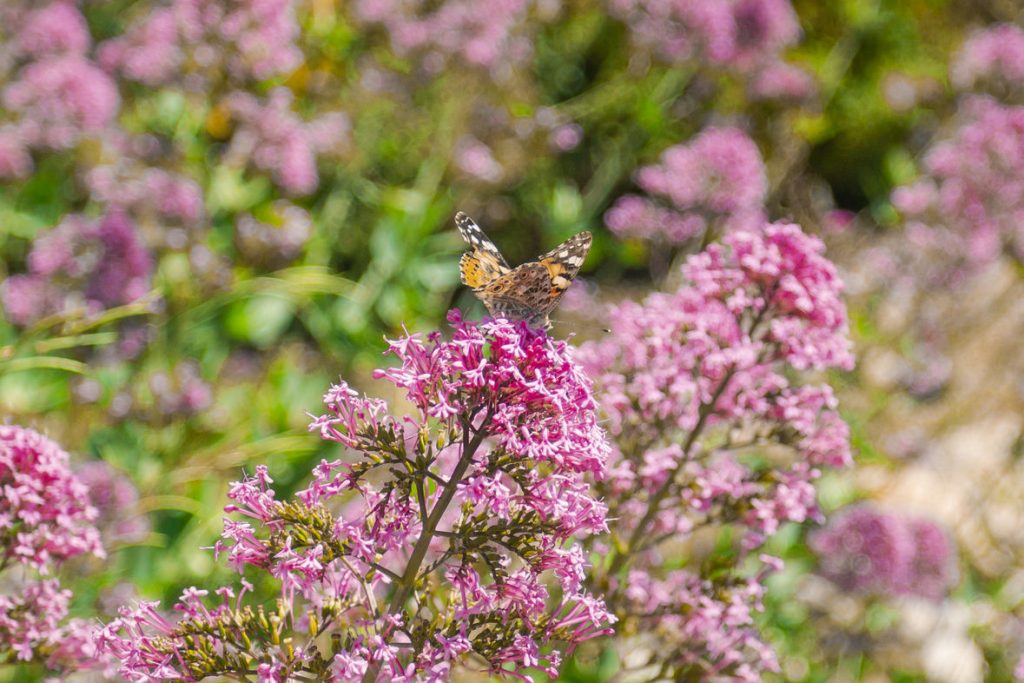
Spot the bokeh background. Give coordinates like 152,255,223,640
2,0,1024,680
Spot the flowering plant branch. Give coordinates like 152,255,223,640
579,222,854,679
0,426,105,671
101,313,615,681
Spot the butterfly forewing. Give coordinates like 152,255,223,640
456,212,510,290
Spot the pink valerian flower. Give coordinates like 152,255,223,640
617,567,780,679
608,0,800,72
810,504,958,601
890,96,1024,276
87,164,205,228
605,127,767,245
951,24,1024,94
15,1,91,58
0,210,153,327
224,89,349,196
749,60,817,101
0,125,34,179
235,201,312,269
0,579,72,663
0,426,104,572
578,221,853,678
99,0,303,86
102,315,614,680
2,54,119,150
455,136,504,183
0,427,108,672
74,461,151,545
353,0,540,73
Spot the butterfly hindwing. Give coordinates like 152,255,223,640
536,231,592,299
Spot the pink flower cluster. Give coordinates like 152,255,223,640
75,461,151,545
607,0,801,72
810,504,957,601
87,162,205,230
578,222,853,678
101,314,615,680
0,425,104,572
0,2,118,176
235,201,313,268
225,89,350,196
1,210,153,327
99,0,303,85
0,426,106,668
354,0,537,72
605,127,767,244
951,24,1024,94
891,95,1024,274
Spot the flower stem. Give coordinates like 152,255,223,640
361,411,491,681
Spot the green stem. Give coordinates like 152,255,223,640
360,411,491,682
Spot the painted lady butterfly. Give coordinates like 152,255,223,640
456,211,591,327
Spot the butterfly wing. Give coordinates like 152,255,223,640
477,262,554,323
478,232,592,323
456,212,510,289
534,231,592,312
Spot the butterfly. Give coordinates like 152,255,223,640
456,211,592,327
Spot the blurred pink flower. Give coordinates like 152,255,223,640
226,89,343,195
100,0,302,85
952,24,1024,92
609,0,800,72
606,126,767,244
750,60,816,100
455,136,504,183
810,504,957,601
74,461,150,545
0,211,152,326
16,1,91,57
235,201,312,268
0,127,34,179
891,96,1024,274
355,0,536,72
3,55,119,149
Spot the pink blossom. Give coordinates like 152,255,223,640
606,127,767,244
3,55,119,149
225,89,342,195
75,461,150,545
103,315,614,680
579,221,852,678
750,60,816,101
890,96,1024,274
810,504,957,601
609,0,800,72
455,136,504,183
99,0,302,85
16,1,91,57
1,210,152,326
235,202,311,268
354,0,536,72
0,126,33,179
0,426,104,572
952,24,1024,93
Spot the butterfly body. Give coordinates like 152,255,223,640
456,211,591,327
